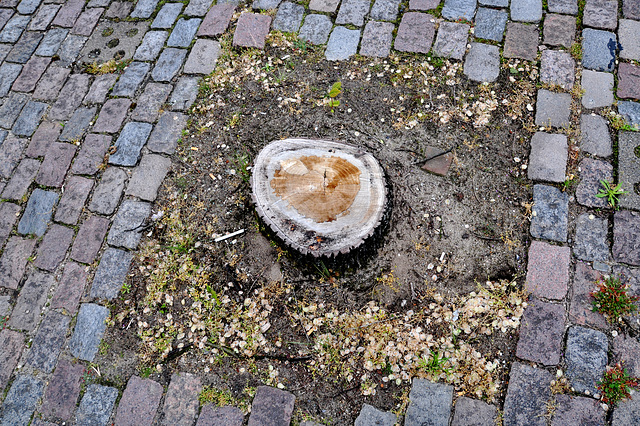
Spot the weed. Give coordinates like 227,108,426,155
99,341,110,356
597,363,639,406
86,58,131,75
561,173,576,192
325,81,342,112
418,349,452,377
596,180,628,208
232,152,251,183
199,386,234,406
591,275,639,322
121,281,132,294
570,42,583,61
139,365,155,378
293,38,309,54
0,315,8,330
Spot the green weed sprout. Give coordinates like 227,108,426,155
597,363,639,406
591,276,639,323
596,180,628,208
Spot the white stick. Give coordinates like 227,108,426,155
214,229,245,242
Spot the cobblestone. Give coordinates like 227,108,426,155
131,0,159,18
325,26,360,61
12,56,51,92
27,122,62,159
573,213,609,263
549,0,578,14
527,132,567,183
370,0,401,21
0,375,45,426
57,34,87,66
0,92,28,129
354,404,396,426
613,333,640,377
50,261,86,314
0,236,36,290
618,131,640,210
59,106,96,142
93,98,131,134
109,121,153,166
8,271,54,331
619,19,640,61
405,379,452,426
535,89,571,128
273,2,304,32
613,210,640,265
299,14,333,45
49,74,90,121
71,133,110,175
441,0,476,21
503,22,539,61
134,31,168,61
167,18,201,47
613,395,640,426
34,223,74,271
33,65,69,101
623,0,640,18
452,397,497,426
152,48,187,82
360,21,394,58
18,0,42,14
69,303,109,361
152,3,183,29
432,21,468,60
233,13,271,48
619,101,640,128
0,203,20,247
29,5,60,30
474,7,507,42
0,63,22,97
581,69,614,108
525,240,570,299
543,14,576,48
76,384,119,426
114,376,164,426
569,262,608,328
0,330,24,392
551,395,605,426
576,158,613,208
23,311,69,372
1,158,40,201
252,0,282,9
582,28,617,72
566,326,608,395
52,0,84,27
516,299,565,365
162,373,202,426
13,100,48,137
196,405,244,426
40,359,84,420
198,3,235,37
6,31,43,63
88,167,127,215
531,184,569,242
581,114,612,157
131,83,172,122
0,15,30,43
511,0,543,22
618,62,640,101
17,188,58,237
107,200,151,249
35,28,68,56
248,386,296,426
71,7,104,36
584,0,618,30
503,363,552,426
55,176,93,224
170,77,198,110
70,216,109,264
111,62,150,97
125,154,171,201
91,248,134,300
36,142,76,188
540,50,574,89
185,0,213,15
395,12,435,54
0,135,26,180
309,0,339,12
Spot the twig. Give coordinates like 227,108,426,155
215,229,245,242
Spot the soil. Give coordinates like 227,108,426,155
96,38,539,424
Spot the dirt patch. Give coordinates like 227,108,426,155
97,33,539,424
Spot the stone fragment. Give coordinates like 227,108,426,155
432,21,468,60
272,2,304,32
76,384,119,426
13,101,48,137
530,184,568,242
111,62,150,97
525,240,570,300
404,379,453,426
108,201,151,249
248,386,296,426
70,216,109,264
463,42,499,82
24,311,70,373
325,27,360,61
516,299,565,365
370,0,401,21
566,326,608,395
35,27,68,56
12,56,51,92
452,397,497,425
551,395,605,426
196,405,244,426
134,31,168,61
0,203,20,247
88,167,127,215
59,106,96,142
613,210,640,265
619,131,640,210
0,237,36,290
18,189,58,237
543,13,576,47
198,3,235,36
130,0,159,18
91,248,134,300
503,363,552,426
584,0,618,30
131,83,172,122
36,142,76,188
8,271,55,331
162,373,202,426
582,28,617,72
309,0,340,12
50,261,87,314
233,13,271,48
29,5,60,30
1,158,41,201
114,376,164,426
618,62,640,101
0,330,23,392
421,148,454,176
474,7,507,42
41,359,84,420
185,0,213,15
354,404,397,426
34,223,74,271
540,50,575,89
167,18,201,47
503,22,539,61
72,133,110,175
441,0,476,20
573,213,609,263
68,303,109,361
535,89,571,128
394,12,435,54
298,14,332,45
0,375,45,426
569,262,608,328
360,21,394,58
109,122,153,166
527,132,567,183
152,3,183,29
52,0,84,27
576,158,613,208
48,74,90,121
152,48,187,82
0,92,28,129
619,19,640,61
33,65,69,101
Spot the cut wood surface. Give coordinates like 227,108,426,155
251,138,388,257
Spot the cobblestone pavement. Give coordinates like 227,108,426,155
1,0,640,424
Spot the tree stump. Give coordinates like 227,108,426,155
251,138,388,257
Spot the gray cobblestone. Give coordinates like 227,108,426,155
130,0,159,18
167,18,201,47
394,12,435,54
355,404,396,426
134,30,168,61
573,213,610,262
50,261,87,314
33,64,69,101
516,299,565,365
581,114,612,157
432,21,468,60
576,157,613,207
88,167,127,215
111,62,150,97
0,236,37,290
551,395,605,426
452,397,497,426
248,386,296,426
1,158,40,200
48,74,90,121
569,262,608,328
52,0,84,27
71,7,104,36
126,154,171,201
36,142,76,188
162,373,202,426
370,0,401,21
0,135,26,179
17,188,58,237
298,14,332,45
93,98,131,134
169,77,198,110
540,50,575,89
12,56,51,92
6,31,43,63
8,271,55,331
309,0,339,12
0,92,28,129
535,89,571,128
474,7,507,42
0,330,23,393
184,39,220,75
148,111,187,153
619,19,640,61
71,133,111,175
0,63,22,97
131,83,172,122
57,34,88,65
114,376,164,426
463,42,499,83
503,22,539,61
582,28,617,72
18,0,43,14
152,48,187,82
527,132,567,183
511,0,542,21
109,121,153,166
185,0,213,15
13,100,47,137
29,5,60,30
549,0,578,14
69,303,109,361
566,326,608,395
84,74,117,105
76,385,119,426
0,15,30,43
0,202,20,247
442,0,476,20
543,13,576,47
91,248,134,300
405,379,453,426
253,0,282,9
152,3,183,29
24,310,70,373
108,200,151,249
531,184,568,242
618,131,640,210
273,2,304,32
619,101,640,128
0,375,45,426
60,106,97,142
196,405,244,426
325,26,360,61
584,0,618,30
613,210,640,265
582,69,614,108
503,363,552,426
360,21,394,58
613,394,640,426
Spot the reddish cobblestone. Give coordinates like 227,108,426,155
618,62,640,100
233,13,271,48
70,133,110,175
0,330,24,393
26,122,63,158
54,176,94,225
515,298,565,365
162,373,202,426
52,0,86,27
0,202,20,247
114,376,164,426
34,224,74,271
12,56,51,92
40,359,85,420
551,395,605,426
35,142,77,188
70,215,109,264
48,74,90,121
394,12,435,54
71,7,104,36
198,3,235,37
0,236,37,290
525,240,570,299
569,262,608,328
50,261,87,314
33,65,70,101
92,98,132,133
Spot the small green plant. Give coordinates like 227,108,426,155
561,174,576,192
293,38,309,53
0,315,8,330
232,152,251,183
591,276,639,322
597,363,639,406
86,58,131,75
570,42,583,60
139,365,155,378
596,180,628,208
199,386,234,406
417,349,452,376
121,281,132,294
326,82,342,113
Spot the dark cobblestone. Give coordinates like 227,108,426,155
13,100,48,137
59,106,97,142
90,247,134,300
613,333,640,377
566,326,608,395
0,375,45,426
27,122,62,158
248,386,296,426
196,405,244,426
576,158,612,207
8,271,55,331
618,100,640,127
582,28,617,72
432,21,468,60
107,200,151,249
6,31,44,63
516,298,565,365
71,133,110,175
69,303,109,361
551,395,605,426
569,262,608,328
33,223,74,271
394,12,435,54
162,373,202,426
404,379,452,426
50,261,87,314
535,89,571,128
474,7,507,42
618,62,640,101
530,184,568,242
573,213,609,263
48,74,90,121
152,48,187,82
0,135,27,179
70,216,109,264
111,62,150,97
452,397,497,426
88,167,127,215
0,330,23,393
543,14,576,47
17,188,58,237
11,56,51,92
442,0,476,20
540,50,575,89
40,359,84,420
93,98,132,133
527,132,567,183
502,362,552,426
613,210,640,265
36,142,76,188
131,83,172,122
360,20,394,58
109,121,153,166
55,176,93,225
114,376,164,426
0,92,29,129
33,65,70,100
1,158,41,201
76,384,118,426
0,236,36,290
503,22,539,61
0,63,22,97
